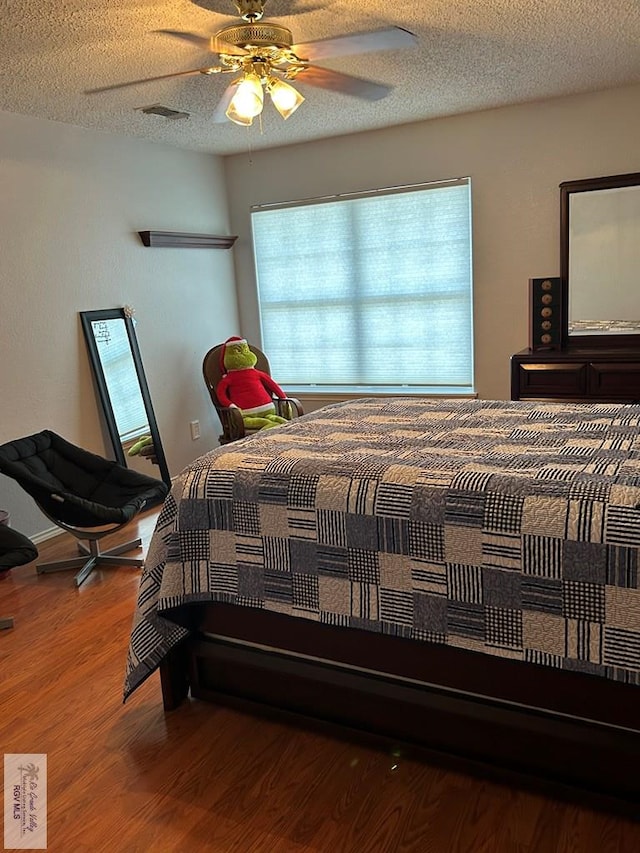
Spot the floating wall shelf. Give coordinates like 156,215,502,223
138,231,238,249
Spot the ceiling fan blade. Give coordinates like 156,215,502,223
291,26,417,62
212,83,238,123
298,65,392,101
84,66,221,95
154,29,248,56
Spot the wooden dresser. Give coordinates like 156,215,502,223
511,348,640,402
513,171,640,405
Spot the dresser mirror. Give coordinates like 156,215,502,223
560,172,640,347
80,308,171,490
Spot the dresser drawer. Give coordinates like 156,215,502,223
511,349,640,403
516,362,588,399
589,362,640,400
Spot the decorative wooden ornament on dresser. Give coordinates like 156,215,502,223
528,276,563,351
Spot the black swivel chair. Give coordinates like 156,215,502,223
0,430,169,587
0,524,38,628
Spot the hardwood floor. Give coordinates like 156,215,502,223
1,510,639,852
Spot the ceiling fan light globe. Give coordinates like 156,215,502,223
225,73,264,123
268,78,304,120
225,109,254,126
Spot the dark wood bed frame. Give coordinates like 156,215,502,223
159,602,640,817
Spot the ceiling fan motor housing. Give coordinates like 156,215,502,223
217,23,294,50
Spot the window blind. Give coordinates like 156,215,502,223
251,178,473,391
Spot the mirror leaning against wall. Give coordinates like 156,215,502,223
80,308,171,493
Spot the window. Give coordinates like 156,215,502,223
251,178,474,394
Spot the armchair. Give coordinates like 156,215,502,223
203,343,303,445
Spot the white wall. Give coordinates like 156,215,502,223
226,83,640,406
0,111,239,537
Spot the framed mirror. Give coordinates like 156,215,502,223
80,308,171,490
560,171,640,348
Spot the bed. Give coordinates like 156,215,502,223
124,397,640,813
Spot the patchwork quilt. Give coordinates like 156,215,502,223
124,397,640,699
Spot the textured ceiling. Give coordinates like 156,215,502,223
1,0,639,156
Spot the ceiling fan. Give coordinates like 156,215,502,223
87,0,418,126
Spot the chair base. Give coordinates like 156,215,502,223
0,616,14,630
37,537,143,587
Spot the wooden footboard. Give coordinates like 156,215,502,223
159,639,190,711
160,604,640,816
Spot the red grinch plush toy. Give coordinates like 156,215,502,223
216,337,289,430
